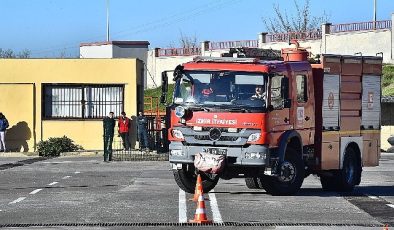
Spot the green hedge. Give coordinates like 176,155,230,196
383,65,394,96
37,136,83,157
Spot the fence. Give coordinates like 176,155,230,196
209,40,259,50
111,138,169,161
330,20,392,33
157,47,201,57
266,30,322,42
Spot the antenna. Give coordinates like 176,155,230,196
106,0,110,42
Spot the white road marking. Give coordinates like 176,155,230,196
387,204,394,208
29,189,43,195
178,189,187,223
208,190,223,223
47,182,58,186
74,171,80,174
9,197,26,204
62,176,71,179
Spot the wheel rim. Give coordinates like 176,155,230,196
278,161,296,183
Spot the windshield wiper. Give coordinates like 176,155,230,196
228,107,249,112
186,105,211,112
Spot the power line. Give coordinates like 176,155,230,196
29,0,242,56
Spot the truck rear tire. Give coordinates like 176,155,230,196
173,164,219,194
388,136,394,146
263,147,305,196
320,147,361,192
245,177,263,189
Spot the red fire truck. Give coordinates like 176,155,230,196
160,43,382,195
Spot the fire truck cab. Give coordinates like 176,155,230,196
161,45,382,195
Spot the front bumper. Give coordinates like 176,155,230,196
169,142,269,166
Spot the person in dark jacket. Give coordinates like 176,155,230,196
118,111,132,151
137,112,149,150
103,112,115,162
0,113,9,152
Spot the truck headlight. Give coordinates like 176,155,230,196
193,126,203,131
170,149,185,156
175,106,186,118
172,129,184,139
247,133,261,142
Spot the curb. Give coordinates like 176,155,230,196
60,151,101,157
0,152,39,158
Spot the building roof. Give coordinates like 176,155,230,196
382,96,394,103
80,41,150,47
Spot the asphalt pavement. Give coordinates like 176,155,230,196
0,154,393,230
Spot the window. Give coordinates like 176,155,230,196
270,75,284,109
43,84,124,119
296,75,308,103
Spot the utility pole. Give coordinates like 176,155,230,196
106,0,110,42
373,0,377,29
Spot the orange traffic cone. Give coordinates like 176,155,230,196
190,174,204,202
189,194,212,224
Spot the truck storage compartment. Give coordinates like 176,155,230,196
321,132,340,170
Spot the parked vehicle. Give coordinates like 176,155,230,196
160,41,383,195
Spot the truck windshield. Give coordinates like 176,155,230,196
173,71,267,109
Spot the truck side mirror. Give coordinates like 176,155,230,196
160,71,168,104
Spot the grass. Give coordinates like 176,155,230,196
144,84,174,112
383,64,394,96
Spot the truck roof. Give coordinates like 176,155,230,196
183,56,311,73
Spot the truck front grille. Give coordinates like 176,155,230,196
194,135,239,142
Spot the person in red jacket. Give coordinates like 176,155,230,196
118,111,132,150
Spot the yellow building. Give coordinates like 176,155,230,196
0,59,144,151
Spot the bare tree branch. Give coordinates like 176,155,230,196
179,31,198,49
262,0,329,33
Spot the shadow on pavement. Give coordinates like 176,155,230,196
212,186,394,197
0,157,49,171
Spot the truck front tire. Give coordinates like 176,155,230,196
173,164,219,194
263,147,305,196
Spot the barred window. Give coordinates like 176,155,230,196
43,84,124,119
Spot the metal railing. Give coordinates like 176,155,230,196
330,20,392,33
157,47,201,57
110,138,169,161
209,40,259,50
266,30,322,42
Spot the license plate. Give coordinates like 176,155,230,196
202,148,227,155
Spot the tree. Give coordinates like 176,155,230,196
179,32,198,48
0,48,31,58
262,0,329,33
168,32,198,49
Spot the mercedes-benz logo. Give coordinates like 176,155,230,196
209,128,221,141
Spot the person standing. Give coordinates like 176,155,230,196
103,112,115,162
0,113,9,152
137,112,149,150
118,111,131,151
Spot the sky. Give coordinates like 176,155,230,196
0,0,393,57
